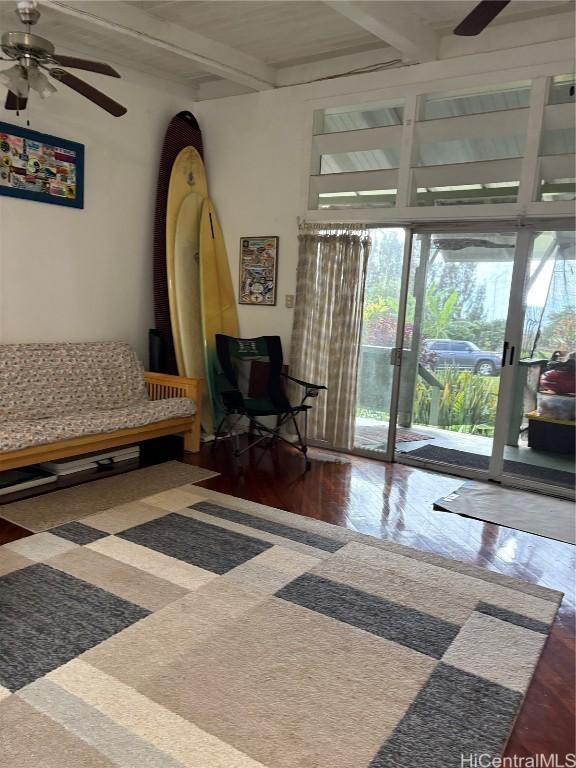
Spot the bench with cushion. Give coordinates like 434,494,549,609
0,341,202,471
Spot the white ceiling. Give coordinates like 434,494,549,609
132,0,575,66
133,1,386,66
0,0,573,100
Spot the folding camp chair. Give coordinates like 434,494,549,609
214,335,326,468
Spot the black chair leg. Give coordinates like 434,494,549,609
303,410,311,470
233,422,241,457
213,416,227,446
290,413,311,469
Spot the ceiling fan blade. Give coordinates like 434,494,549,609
51,55,120,78
50,69,127,116
5,90,27,110
453,0,511,36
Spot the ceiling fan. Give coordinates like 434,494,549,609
453,0,511,36
0,0,126,116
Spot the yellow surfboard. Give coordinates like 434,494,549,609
166,147,208,377
199,198,240,427
173,191,213,433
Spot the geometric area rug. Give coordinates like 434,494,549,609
0,484,563,767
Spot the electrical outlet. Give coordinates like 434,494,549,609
285,294,295,308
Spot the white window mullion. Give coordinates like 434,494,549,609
307,111,323,209
308,175,322,210
396,93,418,208
518,76,549,207
309,110,324,176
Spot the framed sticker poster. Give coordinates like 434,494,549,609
239,236,278,305
0,121,84,209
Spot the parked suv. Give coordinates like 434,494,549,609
423,339,501,376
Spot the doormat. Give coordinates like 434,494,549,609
396,430,433,443
405,445,575,489
355,425,432,445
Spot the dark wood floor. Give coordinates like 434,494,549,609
1,438,573,760
184,439,576,763
0,518,31,545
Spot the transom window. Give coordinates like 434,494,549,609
309,74,576,213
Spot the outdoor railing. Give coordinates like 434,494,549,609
357,344,443,425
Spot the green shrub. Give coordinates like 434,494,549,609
414,367,498,436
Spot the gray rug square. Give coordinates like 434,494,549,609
0,563,149,691
369,663,522,768
50,522,109,545
117,512,274,574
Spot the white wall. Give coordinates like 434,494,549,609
197,90,309,357
196,39,575,360
0,68,193,362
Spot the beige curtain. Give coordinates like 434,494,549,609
290,224,371,450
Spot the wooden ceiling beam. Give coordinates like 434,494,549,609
324,1,439,63
45,0,277,90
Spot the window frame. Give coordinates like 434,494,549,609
306,68,575,223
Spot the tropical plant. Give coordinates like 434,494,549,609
427,261,487,323
473,319,507,352
538,309,576,356
363,297,392,322
413,378,431,425
423,289,458,337
364,314,397,346
413,367,498,435
363,229,405,305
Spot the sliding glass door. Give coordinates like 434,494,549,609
391,224,575,498
493,229,575,494
352,222,574,496
353,228,410,459
393,230,517,475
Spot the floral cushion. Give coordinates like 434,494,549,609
0,399,196,452
0,342,148,421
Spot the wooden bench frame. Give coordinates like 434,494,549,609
0,372,203,472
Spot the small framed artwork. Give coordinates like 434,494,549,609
239,236,278,305
0,121,84,209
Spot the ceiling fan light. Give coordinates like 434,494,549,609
0,64,29,96
28,67,57,98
